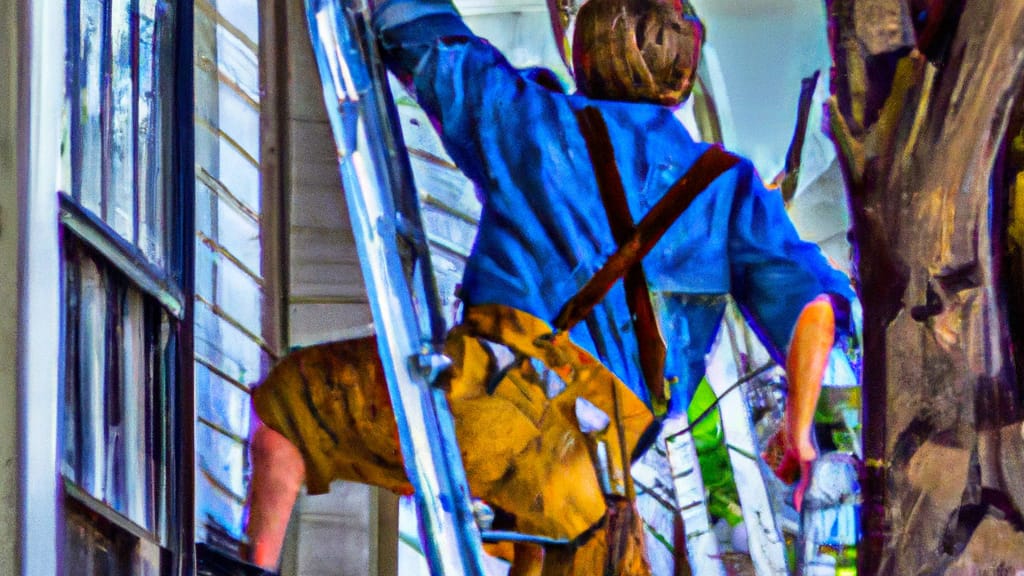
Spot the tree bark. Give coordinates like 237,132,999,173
825,1,1024,573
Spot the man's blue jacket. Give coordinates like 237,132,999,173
373,0,855,414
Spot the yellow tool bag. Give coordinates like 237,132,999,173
252,304,654,542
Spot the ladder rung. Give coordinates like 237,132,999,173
395,211,429,247
480,531,571,547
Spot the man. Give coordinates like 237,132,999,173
247,0,853,572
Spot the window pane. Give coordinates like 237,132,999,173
215,190,261,273
67,0,176,266
196,363,252,437
194,299,269,387
137,1,158,259
195,236,215,302
215,258,263,336
62,240,173,537
108,0,136,241
197,423,247,501
62,255,82,481
195,125,261,213
209,0,259,46
137,0,174,266
217,136,261,211
75,250,109,501
218,82,260,160
196,239,264,337
63,506,134,576
216,24,259,103
195,468,246,545
194,0,268,550
63,502,164,576
196,182,261,274
74,0,106,214
61,0,181,564
120,288,153,530
154,316,174,544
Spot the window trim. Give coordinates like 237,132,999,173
16,0,65,573
258,0,287,358
63,478,163,547
171,0,197,572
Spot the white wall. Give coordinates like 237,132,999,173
692,0,832,179
277,0,399,573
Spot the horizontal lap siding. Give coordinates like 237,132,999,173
193,0,270,549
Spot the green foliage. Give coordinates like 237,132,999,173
687,377,743,526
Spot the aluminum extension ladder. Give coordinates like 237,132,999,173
303,0,490,572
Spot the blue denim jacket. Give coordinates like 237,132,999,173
372,0,854,413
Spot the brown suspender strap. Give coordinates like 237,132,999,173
559,106,740,408
567,106,668,410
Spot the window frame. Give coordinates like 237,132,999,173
56,0,197,573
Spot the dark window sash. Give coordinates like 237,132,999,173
171,0,197,571
60,192,185,318
64,480,172,576
60,236,175,539
63,478,164,549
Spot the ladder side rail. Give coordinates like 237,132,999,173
352,7,487,566
303,2,488,573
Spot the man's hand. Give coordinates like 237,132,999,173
763,426,817,512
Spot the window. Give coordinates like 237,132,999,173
65,0,178,268
59,0,281,569
59,0,187,573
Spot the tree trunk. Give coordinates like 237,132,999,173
825,1,1024,573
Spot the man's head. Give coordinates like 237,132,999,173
572,0,704,106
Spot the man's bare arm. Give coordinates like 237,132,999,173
766,293,835,512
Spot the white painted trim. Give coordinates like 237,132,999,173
260,0,288,357
697,46,737,151
17,0,66,574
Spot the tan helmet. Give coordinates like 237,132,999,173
572,0,704,105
